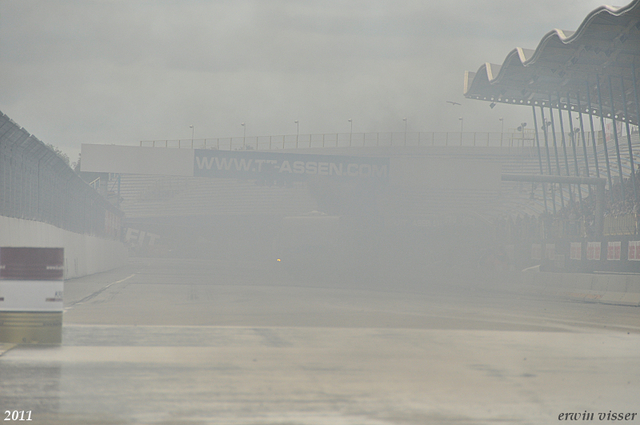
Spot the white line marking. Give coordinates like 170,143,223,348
64,274,136,312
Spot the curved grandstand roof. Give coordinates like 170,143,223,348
464,0,640,124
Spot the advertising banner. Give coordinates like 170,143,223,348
629,240,640,261
607,241,621,261
570,242,582,260
194,149,389,182
587,242,601,260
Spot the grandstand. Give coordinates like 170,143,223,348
108,145,518,217
464,0,640,273
465,0,640,217
111,139,599,223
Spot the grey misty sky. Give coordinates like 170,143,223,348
0,0,607,160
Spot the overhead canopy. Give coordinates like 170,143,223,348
464,0,640,124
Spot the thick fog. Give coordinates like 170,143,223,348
3,2,640,423
1,0,606,162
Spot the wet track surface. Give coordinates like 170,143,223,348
1,258,639,424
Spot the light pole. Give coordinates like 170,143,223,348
241,122,246,149
403,117,407,144
459,117,464,145
295,120,299,148
517,122,527,147
190,125,194,148
499,117,504,147
348,119,353,146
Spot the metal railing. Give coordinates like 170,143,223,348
604,214,638,236
140,130,574,151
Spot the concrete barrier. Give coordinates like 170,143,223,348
0,216,127,279
521,270,640,307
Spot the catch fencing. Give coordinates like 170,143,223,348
0,111,123,239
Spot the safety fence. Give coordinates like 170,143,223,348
0,111,123,239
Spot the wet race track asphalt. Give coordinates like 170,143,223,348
1,257,640,425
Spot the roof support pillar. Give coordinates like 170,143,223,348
607,75,625,202
566,96,584,211
539,106,557,213
595,177,605,238
620,74,638,205
596,75,614,192
574,92,591,179
547,93,566,209
632,62,640,185
556,92,575,205
531,105,549,213
633,62,640,135
586,81,601,179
